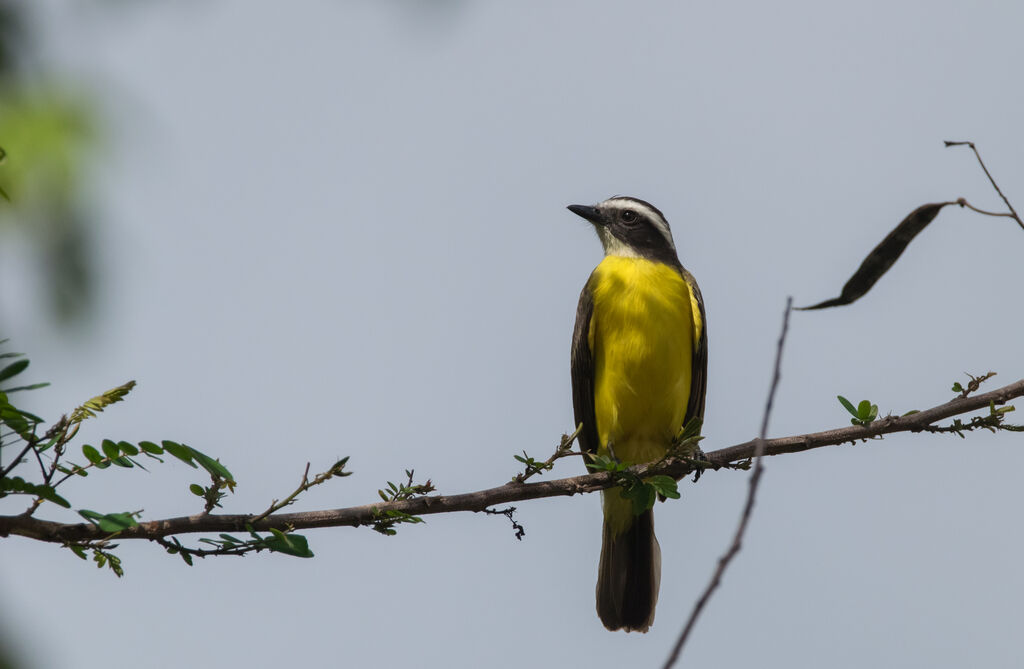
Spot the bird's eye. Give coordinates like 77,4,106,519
620,210,638,224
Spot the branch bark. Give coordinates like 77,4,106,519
2,378,1022,545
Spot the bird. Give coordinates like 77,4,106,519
568,196,707,632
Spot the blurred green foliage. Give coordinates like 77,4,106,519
0,86,100,324
0,88,96,205
0,1,100,325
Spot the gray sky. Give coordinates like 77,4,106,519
3,1,1024,667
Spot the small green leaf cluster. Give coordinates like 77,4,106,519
377,469,435,503
69,380,136,423
0,394,39,441
371,509,424,536
513,451,553,479
838,396,878,426
0,340,239,576
1,349,47,442
371,469,435,535
68,543,125,577
76,438,236,511
586,455,681,516
585,453,629,475
952,371,997,398
511,423,585,483
327,457,353,479
673,417,705,451
924,401,1021,437
620,475,680,516
0,475,69,508
161,525,315,565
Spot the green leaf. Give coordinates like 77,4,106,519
78,509,139,533
0,405,32,439
952,382,964,393
187,446,234,482
29,483,71,508
162,441,197,468
856,400,872,418
330,456,352,477
69,381,137,424
101,439,120,460
138,440,163,454
117,441,139,456
1,476,28,492
676,416,703,441
263,531,314,558
189,484,205,496
0,359,29,383
36,435,61,453
3,382,50,393
837,395,857,416
647,475,681,500
69,545,88,560
219,534,241,544
586,454,627,473
81,444,104,465
623,483,657,516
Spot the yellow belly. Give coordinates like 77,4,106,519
588,256,698,533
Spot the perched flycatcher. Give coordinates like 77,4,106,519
568,196,707,632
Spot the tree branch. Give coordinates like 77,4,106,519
1,378,1021,545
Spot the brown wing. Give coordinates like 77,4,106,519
570,278,599,456
678,266,708,424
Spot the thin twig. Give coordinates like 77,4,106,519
0,439,38,480
945,141,1024,231
662,297,792,669
512,423,584,483
250,463,312,524
153,536,257,558
0,415,70,483
955,198,1017,219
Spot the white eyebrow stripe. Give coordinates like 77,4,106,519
604,198,676,250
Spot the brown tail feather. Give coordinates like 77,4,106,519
596,508,661,632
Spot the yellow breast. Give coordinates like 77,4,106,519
588,256,699,465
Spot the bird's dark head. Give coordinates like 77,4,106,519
567,196,678,264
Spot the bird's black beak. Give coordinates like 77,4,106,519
567,204,603,226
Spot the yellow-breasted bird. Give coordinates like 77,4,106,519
568,196,707,633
